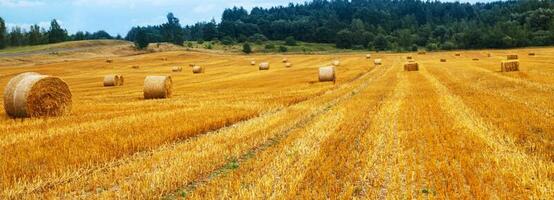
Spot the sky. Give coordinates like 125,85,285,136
1,0,492,36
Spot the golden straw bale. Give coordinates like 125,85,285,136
172,66,183,72
319,66,336,82
404,62,419,71
374,59,382,65
250,61,256,66
3,72,72,118
501,60,520,72
285,63,293,68
106,59,113,63
103,74,121,87
366,54,371,59
473,58,480,61
192,65,204,73
455,53,461,56
406,56,413,60
144,76,172,99
528,52,535,56
259,62,270,70
132,65,140,69
282,58,288,63
417,51,426,55
507,54,518,60
440,59,447,62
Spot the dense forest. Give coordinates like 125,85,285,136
127,0,554,51
1,0,554,52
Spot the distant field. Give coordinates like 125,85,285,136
0,43,552,199
0,40,131,55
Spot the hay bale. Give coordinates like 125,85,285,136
144,76,172,99
487,53,492,57
106,59,113,63
507,54,518,60
192,65,204,73
332,60,340,66
132,65,140,69
172,66,183,72
3,72,72,118
259,62,270,70
285,63,293,68
417,51,426,55
282,58,288,63
366,54,371,59
161,57,168,61
404,62,419,71
528,52,535,56
103,74,121,87
117,75,124,86
374,59,382,65
406,56,413,60
250,61,256,66
440,59,447,62
501,60,520,72
455,53,461,56
319,66,336,82
473,58,480,61
189,64,195,67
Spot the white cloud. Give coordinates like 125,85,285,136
0,0,45,8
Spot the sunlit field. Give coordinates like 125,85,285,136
0,42,552,199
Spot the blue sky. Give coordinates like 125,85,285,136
1,0,491,36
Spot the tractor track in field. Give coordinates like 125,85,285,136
5,60,382,198
166,62,395,198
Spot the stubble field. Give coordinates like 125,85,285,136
0,42,552,199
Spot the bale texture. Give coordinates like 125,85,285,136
507,54,518,60
404,63,419,71
374,59,382,65
501,60,520,72
172,66,183,72
192,66,204,73
144,76,172,99
4,72,72,118
259,62,270,70
319,66,336,82
117,75,124,86
103,74,121,87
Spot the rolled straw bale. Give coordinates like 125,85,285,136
374,59,382,65
250,61,256,66
259,62,270,70
3,72,72,118
417,51,426,55
501,60,520,72
473,58,480,61
319,66,336,82
507,54,518,60
282,58,288,63
132,65,140,69
366,54,371,59
440,59,447,62
144,76,172,99
189,64,195,67
455,53,461,56
172,66,183,72
117,75,124,86
161,57,168,61
192,65,204,73
103,74,121,87
332,60,340,66
106,59,113,63
404,62,419,71
528,52,535,56
487,53,492,57
285,63,293,68
406,56,413,60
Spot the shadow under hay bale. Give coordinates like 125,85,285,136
192,66,204,73
3,72,72,118
404,62,419,71
319,66,336,83
259,62,270,70
501,60,520,72
104,74,123,87
418,51,426,55
144,76,172,99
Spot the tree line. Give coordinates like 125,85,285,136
127,0,554,51
0,18,119,49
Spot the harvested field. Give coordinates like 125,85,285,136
0,45,553,199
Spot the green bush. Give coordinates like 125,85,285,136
285,36,297,46
243,43,252,54
279,46,288,52
264,43,275,49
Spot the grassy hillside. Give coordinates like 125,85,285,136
0,40,131,54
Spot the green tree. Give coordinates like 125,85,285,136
0,17,6,49
278,45,288,52
48,19,67,43
373,34,389,51
335,29,353,49
134,28,149,49
242,42,252,54
28,24,42,45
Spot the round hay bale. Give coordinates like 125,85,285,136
374,59,382,65
172,66,183,72
106,59,113,63
3,72,72,118
455,53,461,56
440,59,447,62
144,76,172,99
103,74,120,87
250,61,256,66
366,54,371,59
406,56,413,60
332,60,340,66
259,62,270,70
528,52,535,56
285,63,293,68
319,66,336,82
189,64,195,67
192,66,204,73
117,75,124,86
473,58,480,61
507,54,518,60
417,51,426,55
282,58,288,63
132,65,140,69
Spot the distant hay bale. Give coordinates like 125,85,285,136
189,64,195,67
440,59,447,62
282,58,288,63
366,54,371,59
487,53,492,57
161,57,168,61
404,62,419,71
285,63,293,68
172,66,183,72
319,66,336,82
192,65,204,73
3,72,72,118
132,65,140,69
501,60,520,72
473,58,479,61
374,59,382,65
106,59,113,63
455,53,461,56
250,61,256,66
117,75,124,86
103,74,123,87
528,52,535,56
406,56,413,60
144,76,172,99
417,51,426,55
507,54,518,60
332,60,340,66
259,62,270,70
